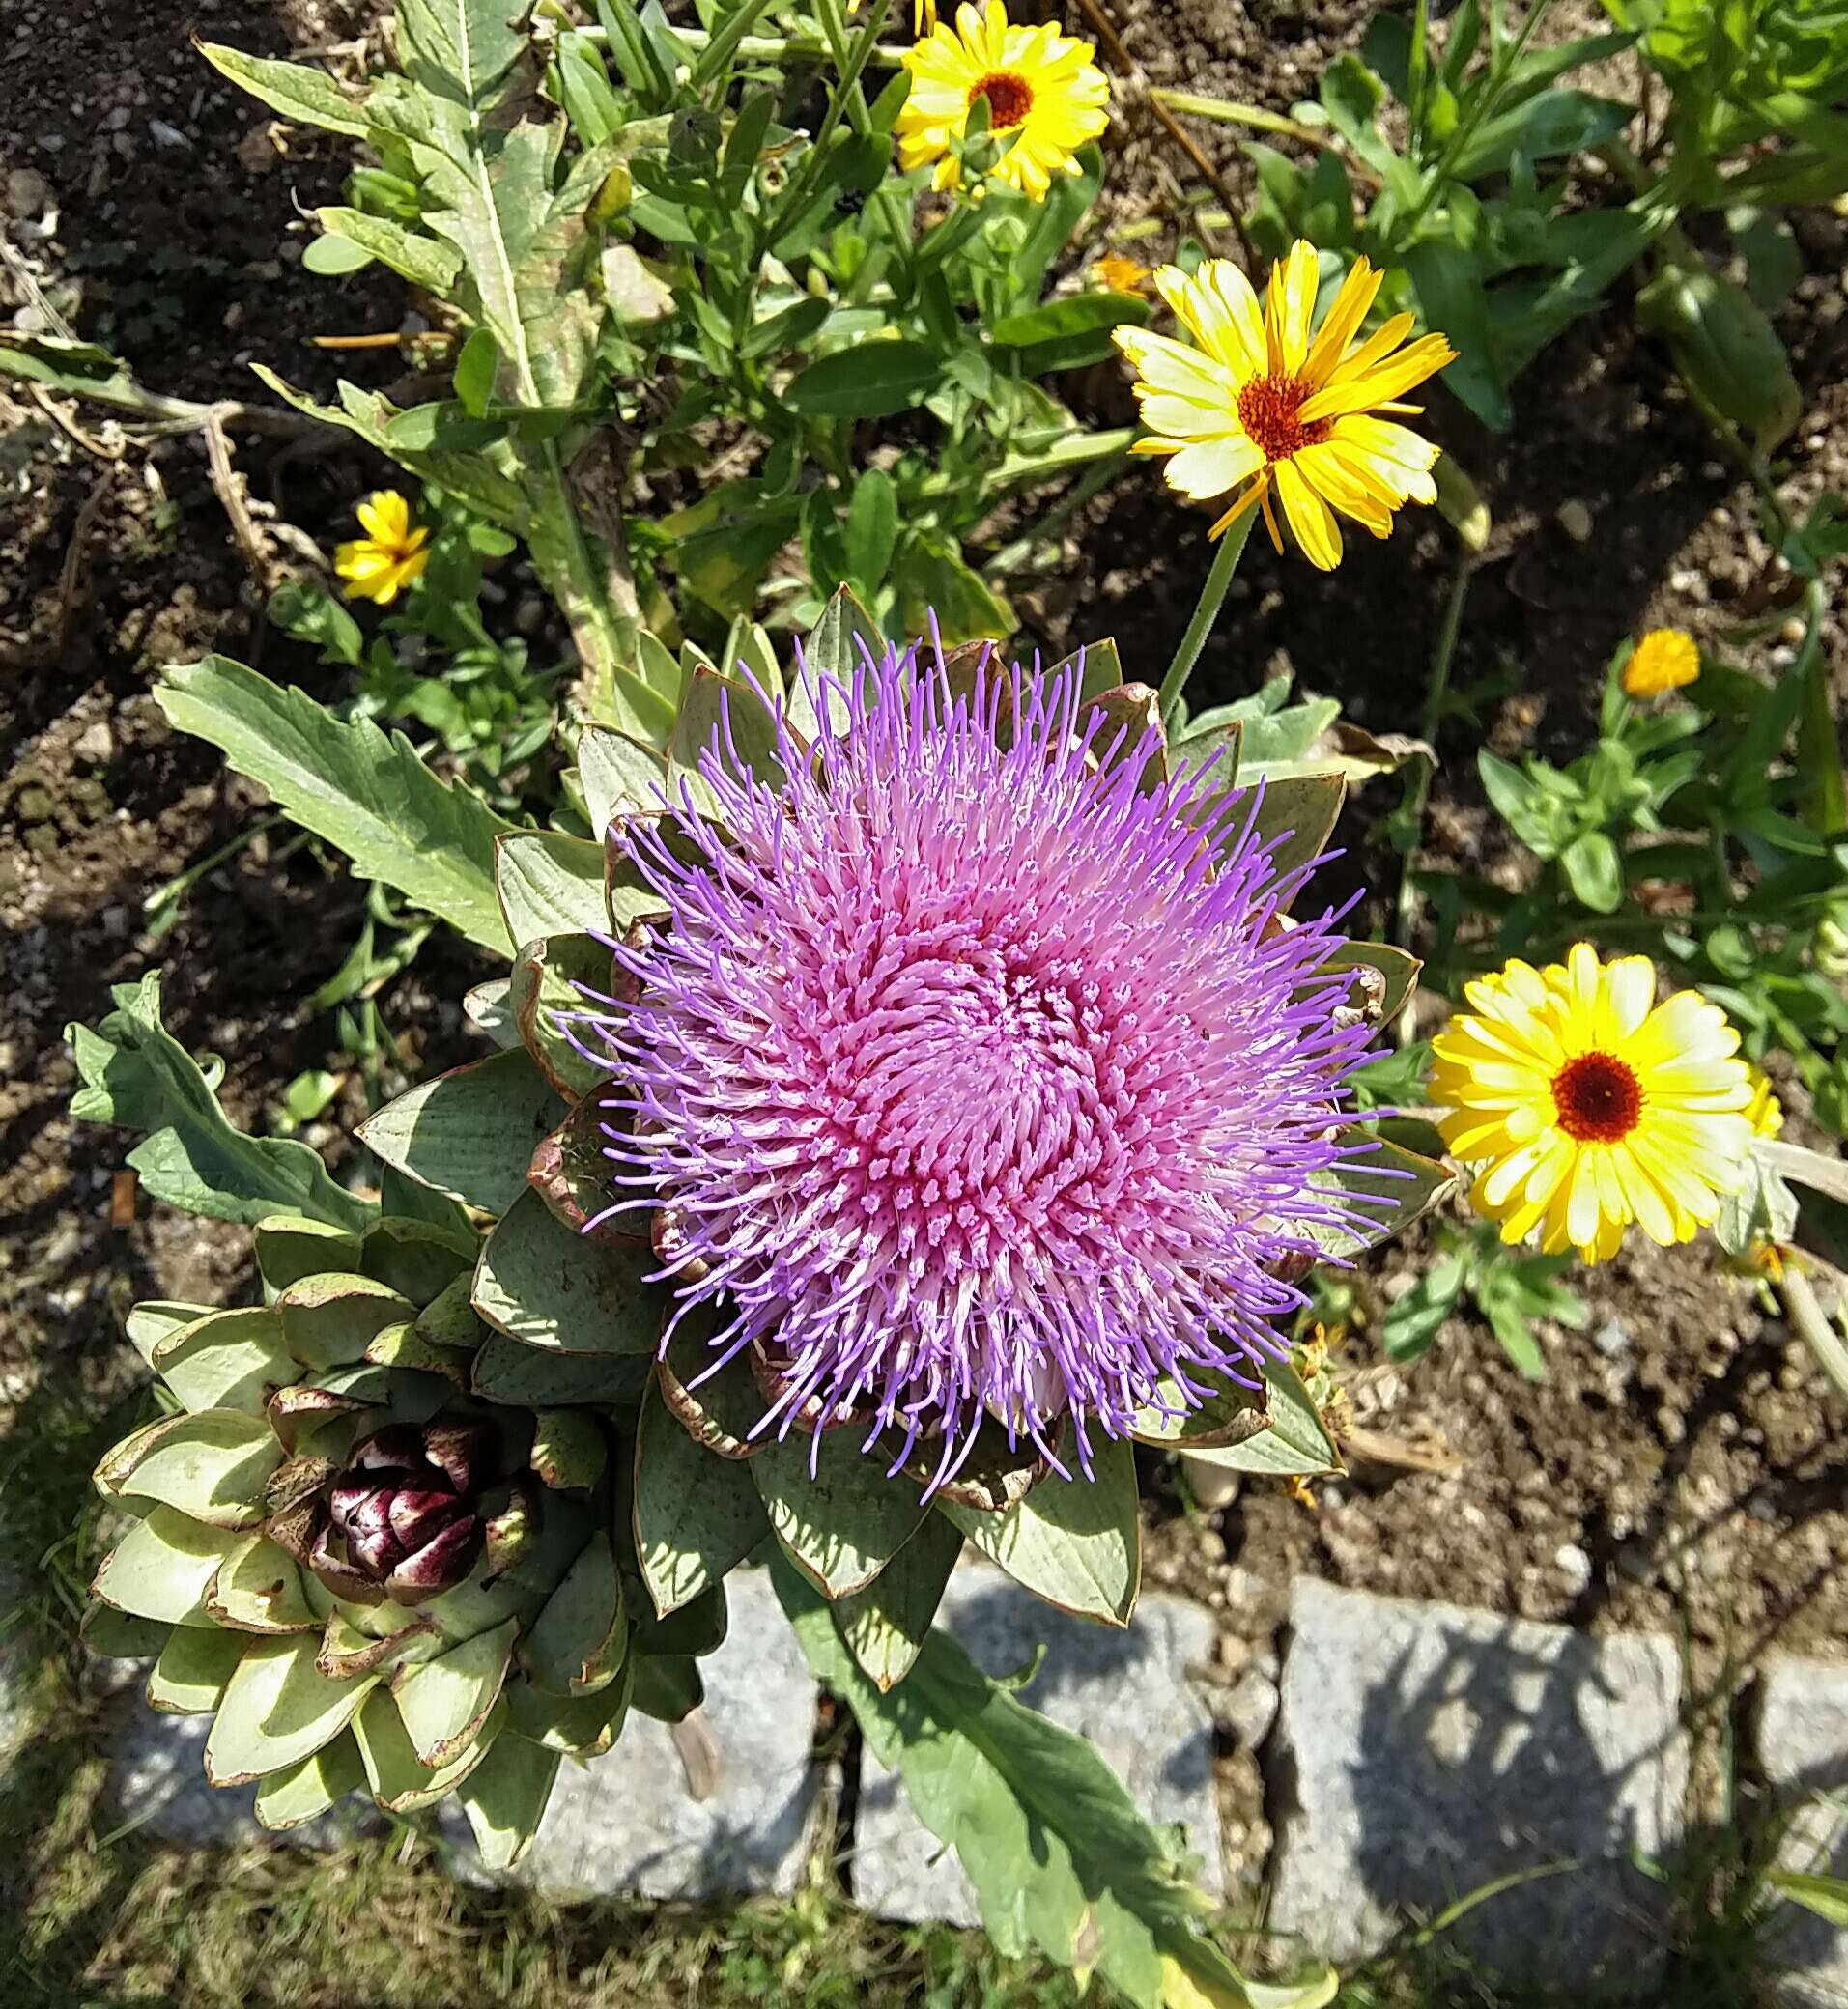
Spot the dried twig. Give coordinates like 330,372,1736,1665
29,382,124,459
54,469,117,650
202,407,278,592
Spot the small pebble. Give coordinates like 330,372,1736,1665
1554,1542,1593,1597
1556,499,1593,543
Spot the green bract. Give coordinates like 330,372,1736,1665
85,1208,718,1867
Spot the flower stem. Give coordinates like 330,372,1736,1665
1158,508,1254,726
1781,1266,1848,1405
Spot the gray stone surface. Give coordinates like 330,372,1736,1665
452,1567,823,1899
1758,1655,1848,2008
853,1566,1223,1926
111,1700,379,1849
1269,1577,1687,1985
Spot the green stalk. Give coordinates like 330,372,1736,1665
1793,579,1846,835
1157,508,1255,726
1781,1267,1848,1404
691,0,783,92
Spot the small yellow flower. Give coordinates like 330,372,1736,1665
1095,251,1154,297
1622,627,1700,698
896,1,1109,204
1113,244,1457,570
1430,943,1755,1264
334,491,431,606
1744,1065,1784,1139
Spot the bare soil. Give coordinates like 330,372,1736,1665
4,0,1846,1910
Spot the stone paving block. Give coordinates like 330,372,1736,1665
1758,1655,1848,2008
853,1566,1223,1926
450,1567,823,1899
1269,1578,1688,1985
112,1702,380,1850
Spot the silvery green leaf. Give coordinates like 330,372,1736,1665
147,1627,245,1715
833,1510,963,1692
253,1736,368,1831
68,973,375,1231
358,1049,566,1217
206,1635,381,1785
457,1730,562,1869
158,658,516,956
392,1616,520,1768
633,1377,770,1618
472,1189,661,1357
92,1506,240,1627
94,1411,280,1531
944,1435,1138,1626
354,1689,502,1812
753,1429,930,1601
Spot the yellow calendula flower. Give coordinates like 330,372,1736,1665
1430,943,1755,1264
1113,244,1457,570
334,491,431,606
1095,251,1154,297
896,1,1109,203
1622,627,1700,698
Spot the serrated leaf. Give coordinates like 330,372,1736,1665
753,1429,930,1600
777,1560,1273,2009
633,1376,771,1617
68,974,374,1231
158,659,515,954
358,1048,566,1217
198,42,371,137
833,1510,962,1691
944,1435,1139,1626
472,1187,660,1356
316,208,462,292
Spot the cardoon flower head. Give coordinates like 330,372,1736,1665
579,640,1382,1488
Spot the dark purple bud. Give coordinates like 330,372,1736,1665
309,1520,387,1605
386,1515,481,1604
350,1424,425,1474
386,1488,465,1554
345,1491,402,1576
420,1420,493,1496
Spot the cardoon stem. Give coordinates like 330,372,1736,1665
1158,507,1254,726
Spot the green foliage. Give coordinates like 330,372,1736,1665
780,1558,1336,2009
156,656,517,957
67,975,375,1232
1383,1223,1588,1381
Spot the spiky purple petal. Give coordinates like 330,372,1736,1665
575,639,1381,1479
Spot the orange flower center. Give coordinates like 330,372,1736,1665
969,71,1034,129
1551,1053,1643,1145
1237,373,1331,464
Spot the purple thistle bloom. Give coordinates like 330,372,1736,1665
578,639,1381,1489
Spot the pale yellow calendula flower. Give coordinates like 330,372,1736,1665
1114,243,1457,570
